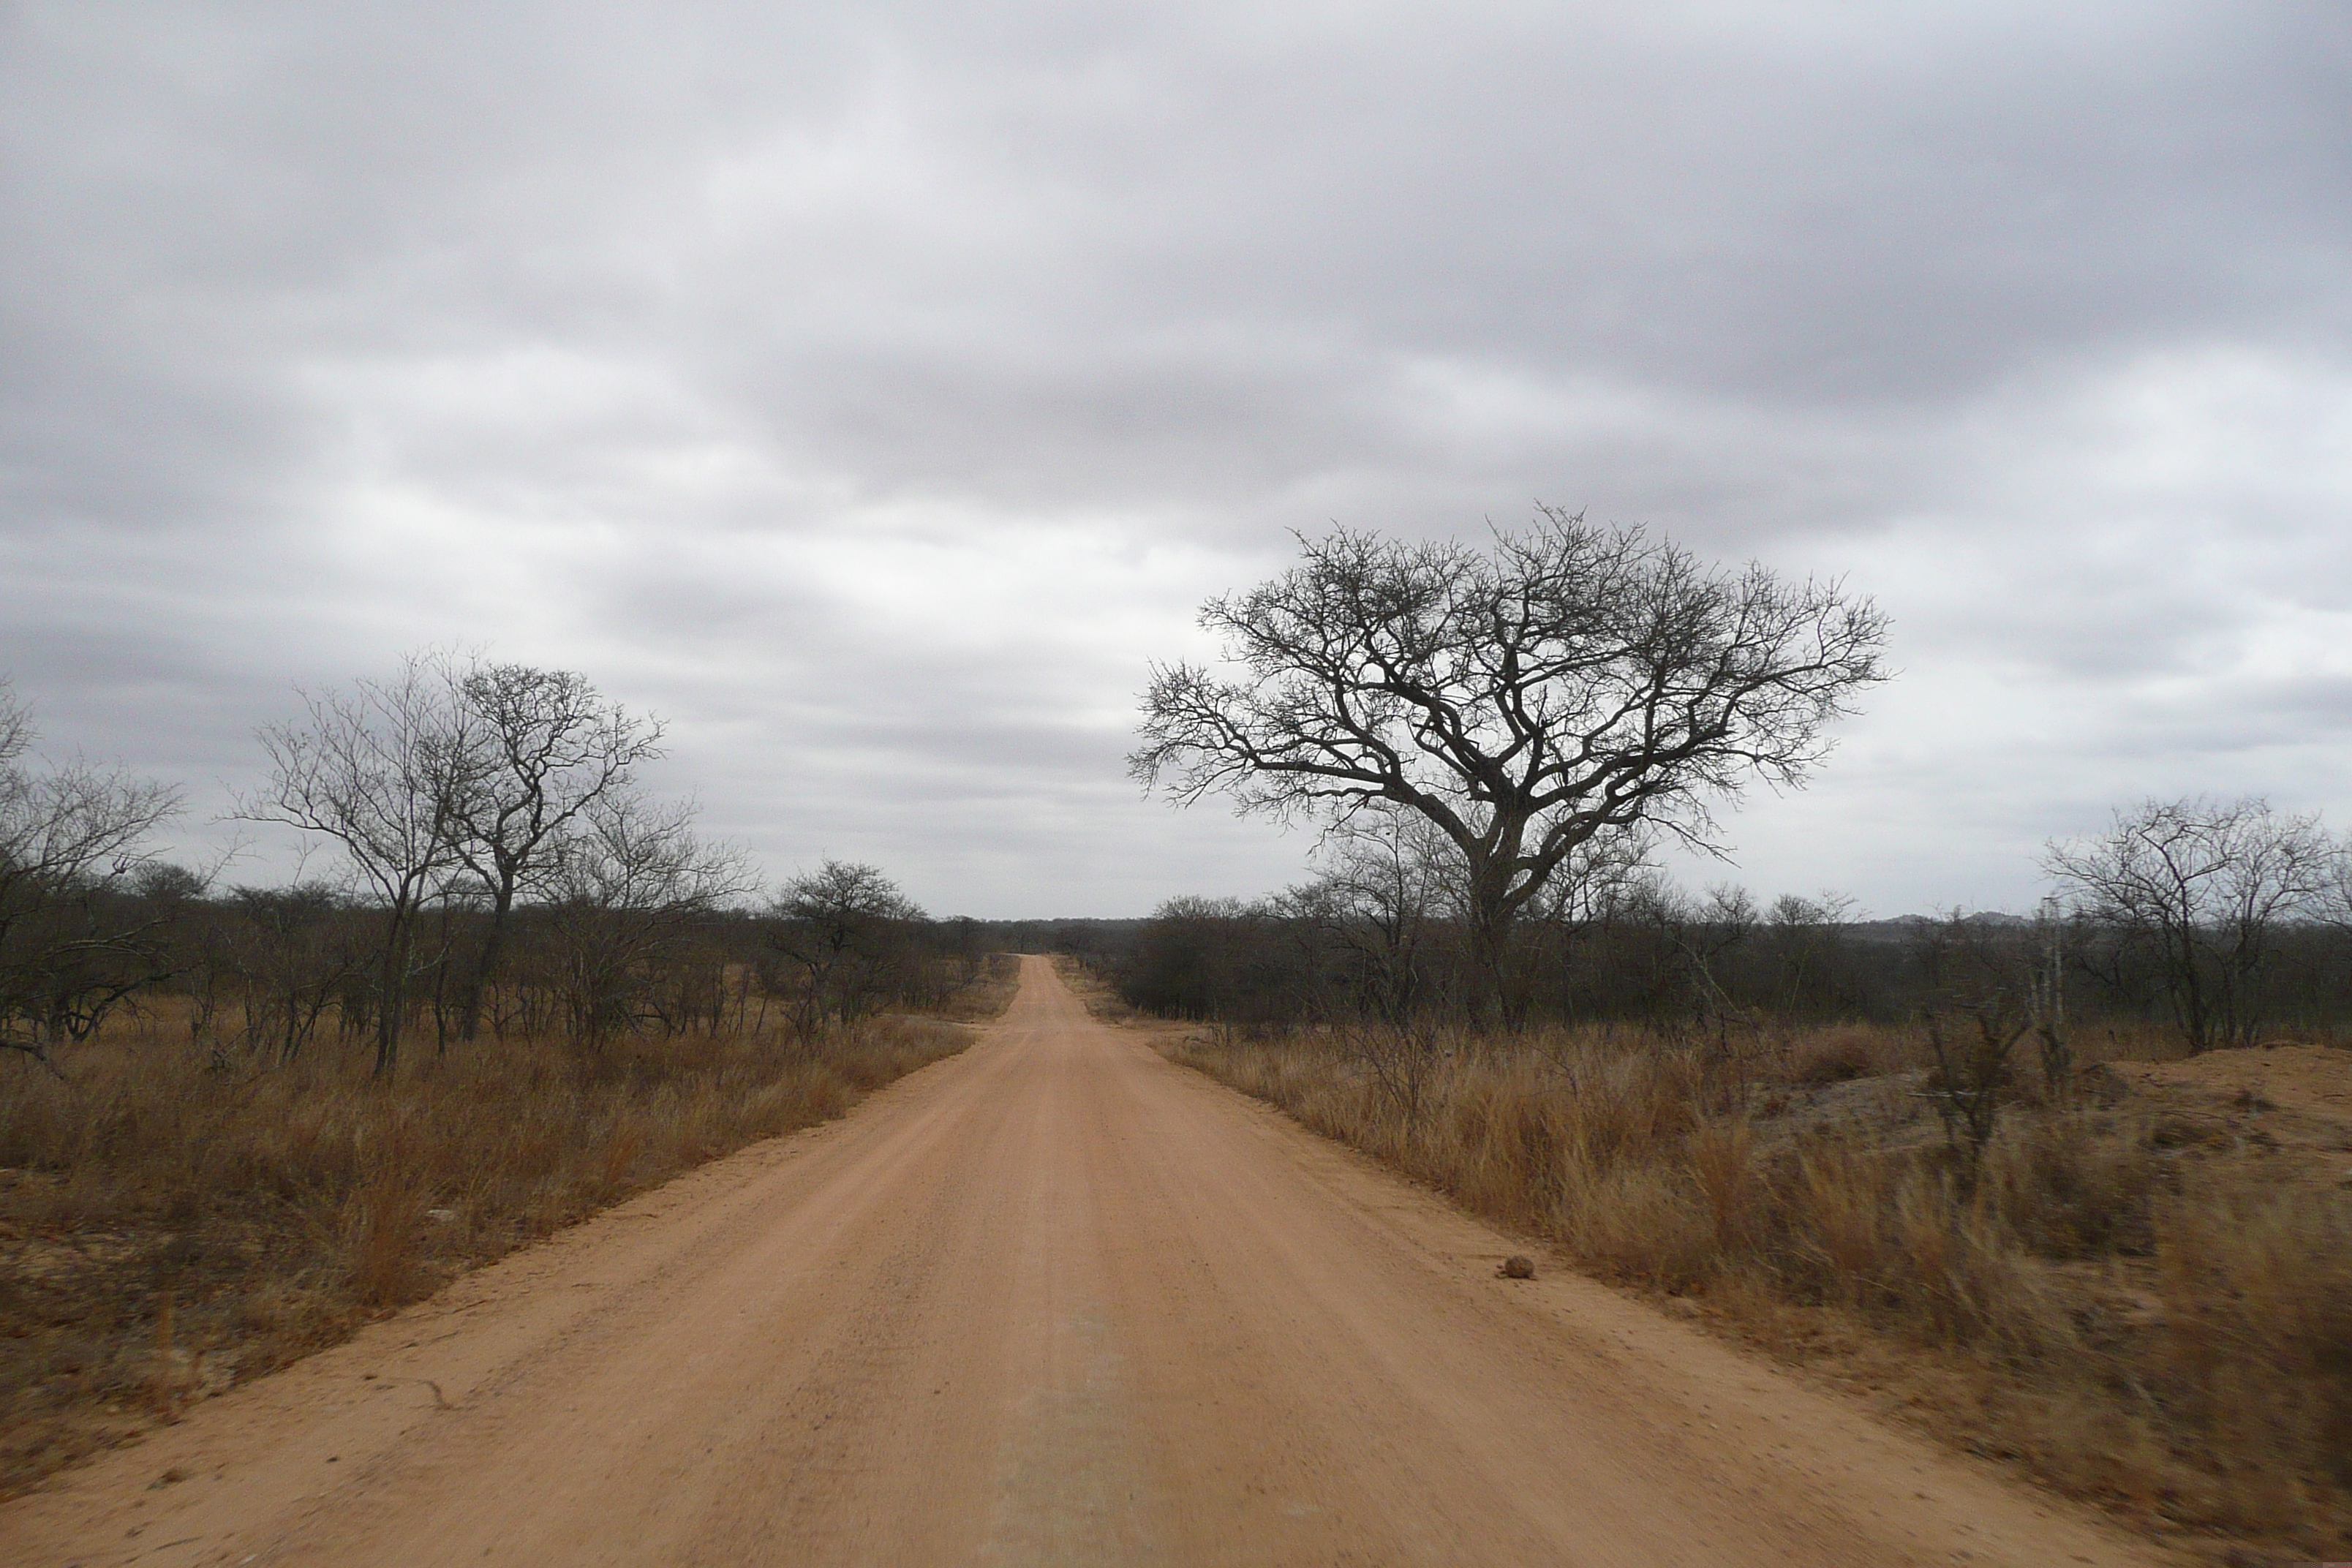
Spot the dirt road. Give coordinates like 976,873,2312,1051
3,958,2167,1567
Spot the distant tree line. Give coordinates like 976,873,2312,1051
0,660,1020,1079
1098,795,2352,1058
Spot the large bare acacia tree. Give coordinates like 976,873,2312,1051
1131,508,1888,1019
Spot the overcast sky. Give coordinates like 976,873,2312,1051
4,1,2348,917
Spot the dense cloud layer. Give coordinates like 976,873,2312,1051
4,1,2348,915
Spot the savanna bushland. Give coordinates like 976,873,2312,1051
1120,514,2352,1562
0,660,1030,1494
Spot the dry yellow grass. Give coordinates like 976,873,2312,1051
0,970,1009,1497
1166,1020,2352,1564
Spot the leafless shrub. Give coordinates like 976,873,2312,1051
1346,1014,1451,1128
538,790,753,1051
2045,796,2334,1055
222,882,366,1062
0,680,181,1072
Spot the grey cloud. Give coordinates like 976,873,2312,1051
4,1,2347,914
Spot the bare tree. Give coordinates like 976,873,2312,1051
1131,508,1887,1022
2318,839,2352,938
1757,889,1859,1017
1518,829,1654,1020
0,681,181,1071
1914,912,2036,1177
1647,882,1774,1088
1289,804,1458,1024
238,659,478,1073
764,862,925,1039
2026,896,2072,1096
1526,829,1654,930
225,882,366,1063
540,790,753,1050
445,662,665,1041
2043,796,2332,1055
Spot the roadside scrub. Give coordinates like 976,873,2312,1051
0,960,1013,1497
1166,1020,2352,1564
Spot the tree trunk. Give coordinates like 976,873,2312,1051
2168,924,2212,1055
1462,830,1531,1033
459,881,516,1043
1465,885,1514,1033
374,909,411,1076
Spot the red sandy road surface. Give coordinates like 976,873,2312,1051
1,957,2168,1567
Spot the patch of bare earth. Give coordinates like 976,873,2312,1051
2094,1044,2352,1180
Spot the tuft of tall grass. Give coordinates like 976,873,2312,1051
2157,1178,2352,1527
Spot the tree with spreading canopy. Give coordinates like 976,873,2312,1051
764,861,926,1039
2044,795,2332,1055
1130,507,1889,1022
445,662,666,1041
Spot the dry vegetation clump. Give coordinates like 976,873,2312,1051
1052,955,1139,1022
1783,1025,1884,1086
936,951,1024,1022
0,987,999,1498
1166,1020,2352,1564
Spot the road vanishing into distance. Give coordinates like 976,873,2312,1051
3,958,2163,1567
